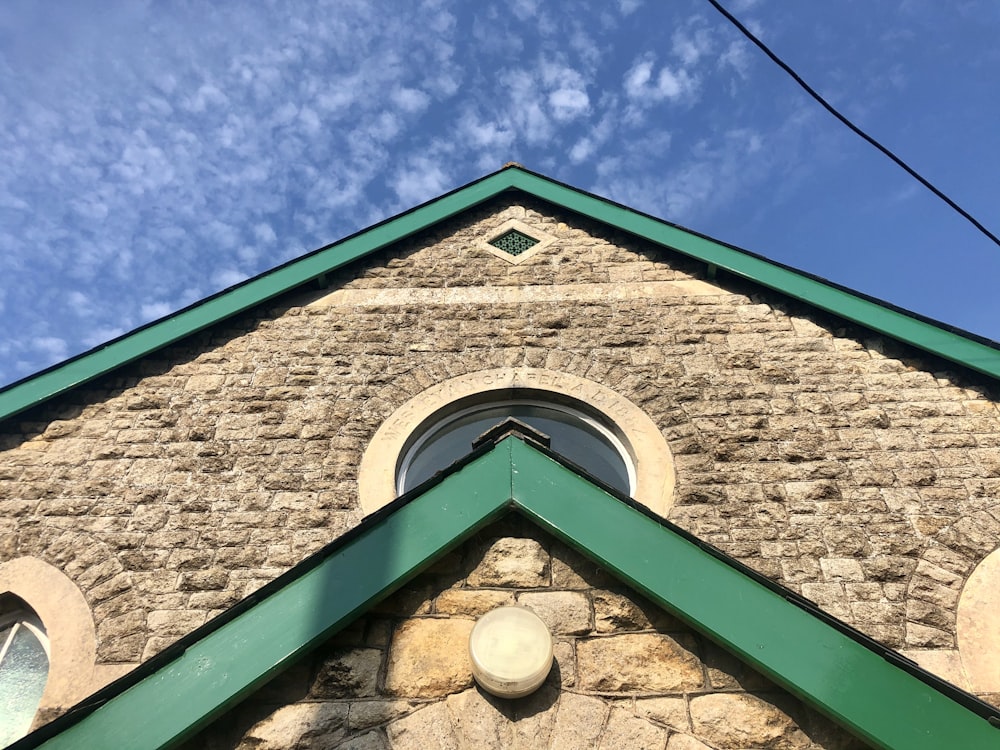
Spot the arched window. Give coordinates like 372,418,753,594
397,398,634,495
359,368,677,517
0,596,49,746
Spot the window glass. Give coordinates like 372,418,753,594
398,400,633,494
0,609,49,746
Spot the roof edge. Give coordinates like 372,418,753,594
14,435,1000,750
4,166,1000,424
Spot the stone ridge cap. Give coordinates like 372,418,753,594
4,164,1000,426
12,435,1000,749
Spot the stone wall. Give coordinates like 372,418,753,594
184,519,868,749
2,194,999,710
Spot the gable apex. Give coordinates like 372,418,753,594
3,165,1000,425
16,435,1000,750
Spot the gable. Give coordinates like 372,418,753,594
17,436,1000,750
181,517,868,750
4,165,1000,427
4,189,1000,702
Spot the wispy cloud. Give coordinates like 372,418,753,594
1,1,997,383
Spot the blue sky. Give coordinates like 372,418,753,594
2,0,1000,386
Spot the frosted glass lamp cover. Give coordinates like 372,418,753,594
469,606,553,698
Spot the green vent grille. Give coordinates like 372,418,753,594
489,229,539,256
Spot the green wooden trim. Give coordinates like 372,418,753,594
27,437,998,750
502,169,1000,380
3,165,1000,424
0,171,518,423
30,445,514,750
506,439,998,750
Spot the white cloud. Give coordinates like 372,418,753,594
211,268,249,289
140,302,173,321
618,0,643,15
392,87,431,114
32,336,68,360
393,157,451,207
549,87,590,122
624,55,699,103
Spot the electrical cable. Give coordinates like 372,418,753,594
705,0,1000,249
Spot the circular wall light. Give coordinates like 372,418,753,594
468,606,553,699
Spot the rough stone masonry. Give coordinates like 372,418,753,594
2,193,1000,732
183,519,868,749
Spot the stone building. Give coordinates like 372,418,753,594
2,165,1000,748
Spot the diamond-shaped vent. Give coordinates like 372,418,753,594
489,229,539,257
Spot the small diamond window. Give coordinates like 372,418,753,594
489,229,539,257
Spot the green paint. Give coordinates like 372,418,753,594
28,437,998,750
3,166,1000,424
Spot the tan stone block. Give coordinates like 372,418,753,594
446,689,512,748
386,701,459,750
552,640,576,687
689,693,810,750
598,705,668,749
592,590,679,633
517,591,592,634
337,731,390,750
819,558,865,582
577,633,703,693
146,609,205,637
239,703,347,748
550,542,614,589
434,589,514,617
549,692,609,750
311,647,382,698
635,696,689,731
466,537,550,587
384,618,475,698
347,700,420,730
509,684,560,746
666,734,714,750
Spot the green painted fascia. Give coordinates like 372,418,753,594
24,443,516,750
501,169,1000,381
0,170,519,424
3,166,1000,424
506,439,999,750
23,436,999,750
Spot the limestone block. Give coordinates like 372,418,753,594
577,633,703,692
552,640,576,687
517,591,592,634
666,734,714,750
311,648,383,698
434,589,514,617
337,732,390,750
510,685,560,747
598,706,669,749
819,558,865,582
445,689,513,748
549,692,609,750
592,590,678,633
348,700,421,730
238,702,348,749
635,696,689,732
384,618,475,697
386,701,459,750
689,693,810,750
466,537,550,587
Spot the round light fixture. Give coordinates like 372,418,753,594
468,606,553,698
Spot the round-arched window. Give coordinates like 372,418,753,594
397,399,635,495
0,598,49,746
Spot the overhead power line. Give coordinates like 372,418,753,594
705,0,1000,249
